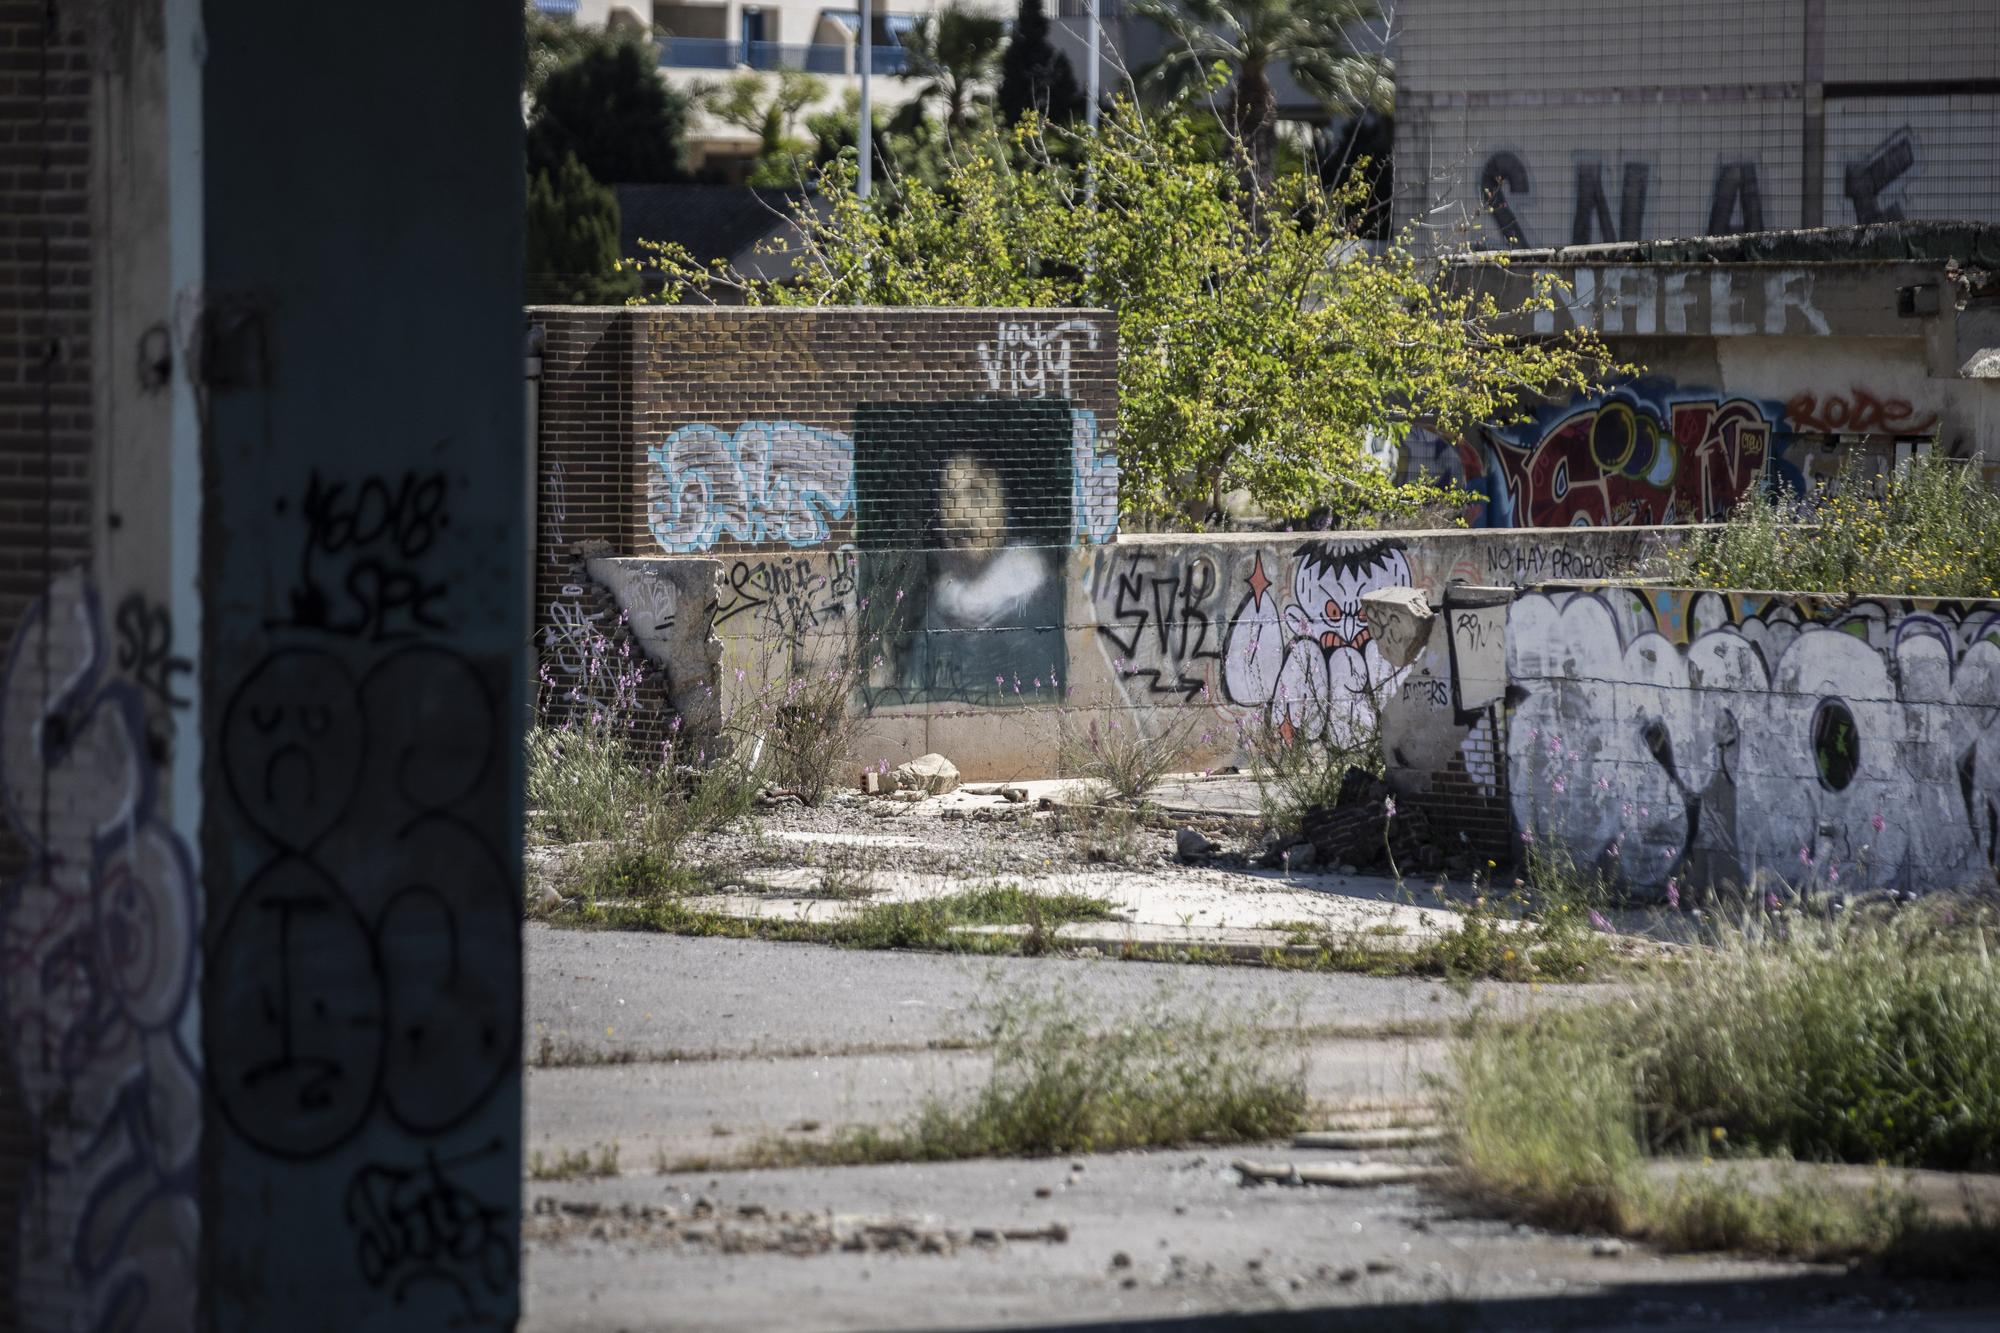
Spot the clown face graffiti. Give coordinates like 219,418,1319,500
1222,539,1414,745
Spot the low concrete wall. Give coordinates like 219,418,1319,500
589,525,1674,782
1391,582,2000,895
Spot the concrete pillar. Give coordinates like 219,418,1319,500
0,0,526,1326
194,0,525,1325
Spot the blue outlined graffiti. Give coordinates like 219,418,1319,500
645,421,855,553
1069,407,1120,545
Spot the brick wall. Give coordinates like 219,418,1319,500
528,306,1121,729
0,3,94,1326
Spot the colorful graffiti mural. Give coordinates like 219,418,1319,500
1221,540,1414,746
1509,587,2000,893
1463,379,1785,528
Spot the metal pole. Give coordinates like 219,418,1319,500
1086,0,1100,128
858,0,873,199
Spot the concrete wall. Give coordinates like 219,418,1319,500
590,526,1670,782
1395,0,2000,245
1504,587,2000,896
1381,582,2000,897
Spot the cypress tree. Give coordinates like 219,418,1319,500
997,0,1084,125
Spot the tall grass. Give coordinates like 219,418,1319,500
1653,451,2000,597
724,985,1309,1167
1449,907,2000,1259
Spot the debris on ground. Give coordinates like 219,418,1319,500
892,753,961,796
1231,1159,1448,1188
1176,827,1217,860
525,1195,1067,1256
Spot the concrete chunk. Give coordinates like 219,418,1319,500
1360,586,1433,668
893,753,961,795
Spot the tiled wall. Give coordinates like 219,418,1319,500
1395,0,2000,246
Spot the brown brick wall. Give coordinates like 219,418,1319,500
527,306,1120,726
0,2,94,1325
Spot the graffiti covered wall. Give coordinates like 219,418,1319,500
1434,342,1984,529
595,526,1670,780
1507,586,2000,894
531,307,1121,733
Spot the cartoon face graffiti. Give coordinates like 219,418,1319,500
1222,540,1414,746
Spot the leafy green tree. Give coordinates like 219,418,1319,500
525,152,640,304
528,39,692,183
700,71,828,185
1132,0,1391,193
997,0,1083,126
631,109,1613,526
895,4,1007,132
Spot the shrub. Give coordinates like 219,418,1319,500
1654,451,2000,598
1448,907,2000,1259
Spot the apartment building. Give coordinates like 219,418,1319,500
560,0,1024,171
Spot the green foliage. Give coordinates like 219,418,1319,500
996,0,1083,125
1652,451,2000,598
699,71,826,186
631,110,1609,528
1449,907,2000,1260
528,38,691,184
897,4,1007,132
1132,0,1389,189
525,153,640,304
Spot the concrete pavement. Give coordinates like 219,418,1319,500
520,930,2000,1331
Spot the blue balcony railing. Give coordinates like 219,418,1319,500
743,41,854,73
658,37,907,74
659,36,740,69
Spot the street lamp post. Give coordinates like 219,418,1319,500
1086,0,1099,128
858,0,873,199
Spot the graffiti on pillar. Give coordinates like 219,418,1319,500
645,421,856,553
212,470,518,1323
1,569,201,1332
1222,539,1413,746
280,468,452,640
1465,378,1787,527
1509,588,2000,893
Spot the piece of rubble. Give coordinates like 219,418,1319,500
861,771,885,795
1359,586,1434,669
1231,1158,1447,1187
1291,1127,1446,1150
1176,827,1216,859
894,752,961,795
1281,842,1318,873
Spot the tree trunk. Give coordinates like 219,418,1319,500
1231,61,1276,201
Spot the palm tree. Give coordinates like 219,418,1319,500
1133,0,1391,195
894,4,1008,133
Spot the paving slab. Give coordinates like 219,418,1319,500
519,1147,2000,1332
